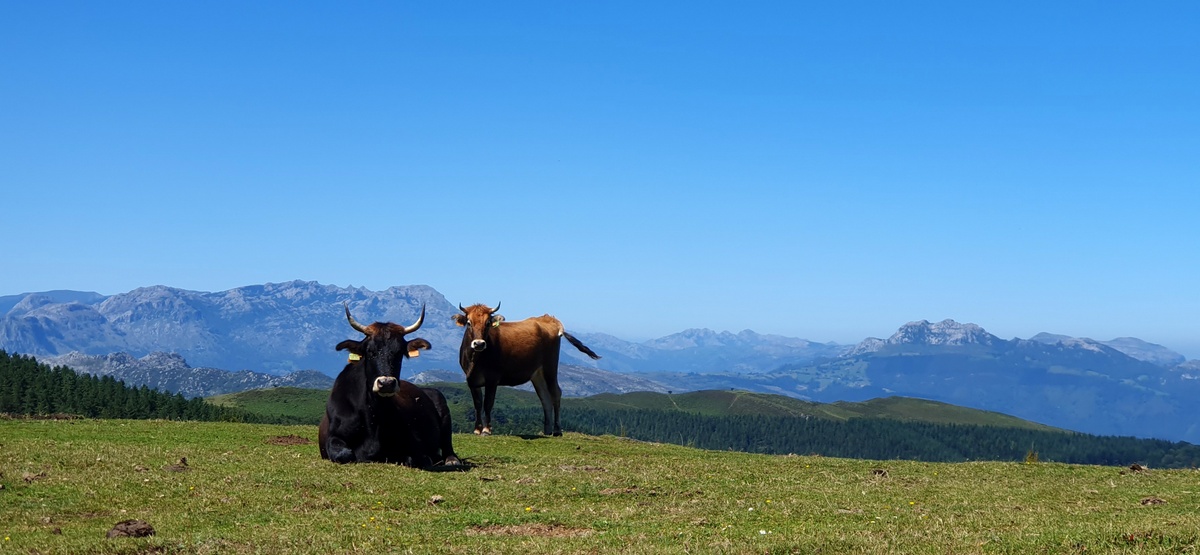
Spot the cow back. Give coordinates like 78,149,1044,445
466,315,564,384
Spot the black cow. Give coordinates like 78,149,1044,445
318,304,460,468
454,302,600,436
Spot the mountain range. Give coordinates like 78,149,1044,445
638,319,1199,442
0,281,842,376
3,282,1197,442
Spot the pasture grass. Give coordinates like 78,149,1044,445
1,418,1198,554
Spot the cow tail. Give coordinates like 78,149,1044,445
563,332,601,360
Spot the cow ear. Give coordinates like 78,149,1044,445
452,314,467,326
406,338,432,358
336,339,363,354
491,315,505,327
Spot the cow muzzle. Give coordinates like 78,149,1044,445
372,376,399,397
470,339,487,352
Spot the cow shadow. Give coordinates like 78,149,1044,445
425,461,474,473
513,434,551,441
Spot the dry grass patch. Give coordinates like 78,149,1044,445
465,523,595,538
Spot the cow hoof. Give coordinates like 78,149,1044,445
331,448,354,464
443,456,461,467
473,429,483,436
552,430,562,437
481,428,492,436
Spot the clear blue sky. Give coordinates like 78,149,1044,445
2,2,1198,357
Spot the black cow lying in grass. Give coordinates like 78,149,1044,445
318,304,461,469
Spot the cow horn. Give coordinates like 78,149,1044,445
344,303,369,334
490,302,501,314
403,304,426,335
459,303,467,314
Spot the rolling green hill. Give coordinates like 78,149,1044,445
207,386,328,422
209,383,1056,432
206,383,1200,468
828,397,1063,431
569,390,1060,431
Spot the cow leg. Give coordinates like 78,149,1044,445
323,412,359,463
544,350,563,436
424,387,461,466
470,386,486,435
551,379,563,436
355,436,383,462
326,436,354,464
530,369,557,436
481,384,498,436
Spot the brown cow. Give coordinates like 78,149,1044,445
319,304,460,468
454,302,600,436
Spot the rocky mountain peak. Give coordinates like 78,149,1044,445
643,328,818,352
1102,337,1187,368
887,319,997,347
8,294,55,316
1029,332,1073,344
845,337,885,356
646,328,728,350
1029,332,1186,367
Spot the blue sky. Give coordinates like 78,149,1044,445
2,2,1198,357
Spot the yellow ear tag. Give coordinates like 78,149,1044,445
407,349,421,358
491,320,501,328
347,353,361,362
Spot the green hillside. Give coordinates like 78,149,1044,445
206,383,1200,468
207,383,1052,429
2,419,1198,554
207,386,328,422
829,397,1062,431
570,390,1058,431
575,389,835,417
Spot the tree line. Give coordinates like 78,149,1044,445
479,406,1200,469
0,351,304,424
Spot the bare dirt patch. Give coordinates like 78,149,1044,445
106,519,155,538
267,435,313,446
162,457,189,472
466,524,594,538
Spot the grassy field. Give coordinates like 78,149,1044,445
3,418,1197,554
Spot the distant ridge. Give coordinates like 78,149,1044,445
41,351,333,398
3,283,1198,443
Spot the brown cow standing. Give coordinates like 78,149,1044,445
454,302,600,436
